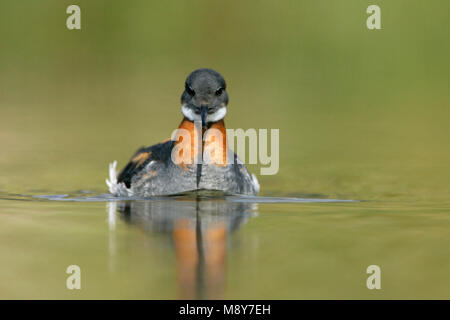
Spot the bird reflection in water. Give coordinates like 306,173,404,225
107,193,258,299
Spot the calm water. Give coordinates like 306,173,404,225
0,1,449,299
0,188,448,299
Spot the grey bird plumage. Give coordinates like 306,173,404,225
106,68,259,197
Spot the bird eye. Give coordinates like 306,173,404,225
185,84,195,96
215,88,223,96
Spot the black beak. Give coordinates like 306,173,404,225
200,105,208,127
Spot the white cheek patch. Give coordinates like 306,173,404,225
181,104,200,121
207,106,227,123
181,105,227,123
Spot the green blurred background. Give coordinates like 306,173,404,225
0,1,449,299
0,0,448,199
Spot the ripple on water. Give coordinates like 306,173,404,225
27,190,357,203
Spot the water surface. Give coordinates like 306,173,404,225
0,189,448,299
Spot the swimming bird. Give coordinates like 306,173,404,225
106,68,259,197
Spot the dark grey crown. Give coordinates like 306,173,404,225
181,68,229,124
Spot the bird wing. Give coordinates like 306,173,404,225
117,140,174,188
